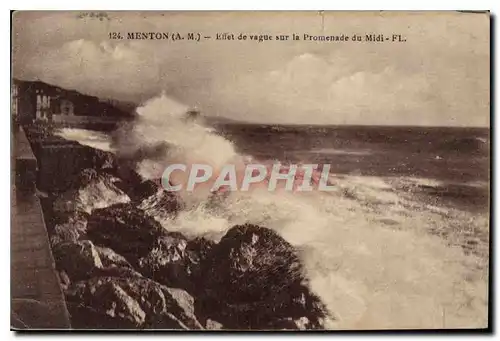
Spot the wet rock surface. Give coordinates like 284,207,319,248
53,169,130,215
53,240,103,282
137,233,215,293
86,203,167,263
65,276,203,329
193,224,329,329
138,187,183,223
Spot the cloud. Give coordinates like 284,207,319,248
12,12,489,126
19,39,161,100
211,53,438,125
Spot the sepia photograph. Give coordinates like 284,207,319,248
10,10,490,331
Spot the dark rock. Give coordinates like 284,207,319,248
91,266,144,279
50,223,82,246
137,233,188,289
138,187,183,222
162,286,204,329
199,224,303,302
148,312,190,329
125,179,160,203
41,190,87,247
265,316,312,330
82,146,117,171
86,203,167,264
94,282,146,327
53,240,103,281
65,276,203,329
194,224,330,330
41,193,88,230
186,237,216,267
66,281,146,329
90,245,144,279
111,170,183,216
53,169,130,215
95,246,133,269
137,235,215,292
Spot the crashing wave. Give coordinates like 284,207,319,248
52,93,488,330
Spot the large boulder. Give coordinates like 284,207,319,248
92,245,144,279
49,223,82,246
95,245,133,269
65,276,203,329
194,224,330,330
91,266,145,280
53,169,130,215
124,179,160,203
86,203,167,263
53,240,103,281
138,187,183,223
137,234,215,292
48,210,89,246
65,281,146,329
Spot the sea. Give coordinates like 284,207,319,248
55,94,490,330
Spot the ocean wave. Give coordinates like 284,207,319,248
54,128,114,152
56,94,488,329
439,136,489,153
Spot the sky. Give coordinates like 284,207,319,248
12,11,490,126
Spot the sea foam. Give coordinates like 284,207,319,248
55,94,489,329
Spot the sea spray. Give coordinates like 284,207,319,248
55,94,488,329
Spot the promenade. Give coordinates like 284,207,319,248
11,126,71,329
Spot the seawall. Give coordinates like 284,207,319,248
11,126,71,329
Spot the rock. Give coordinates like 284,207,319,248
126,179,160,203
163,286,204,329
199,224,303,302
66,281,146,329
195,224,330,330
137,234,215,292
95,246,133,269
53,169,130,215
91,246,144,280
148,312,189,329
83,146,117,171
58,270,71,291
47,209,89,246
138,187,183,223
53,240,103,281
86,203,167,263
50,223,81,246
265,317,312,330
186,237,216,264
205,318,224,330
91,266,144,279
93,282,146,327
137,233,188,289
66,277,203,329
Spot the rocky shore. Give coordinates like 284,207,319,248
34,129,331,330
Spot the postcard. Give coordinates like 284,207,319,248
11,10,490,331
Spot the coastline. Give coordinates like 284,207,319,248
25,125,332,330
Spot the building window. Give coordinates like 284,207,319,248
36,93,51,121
